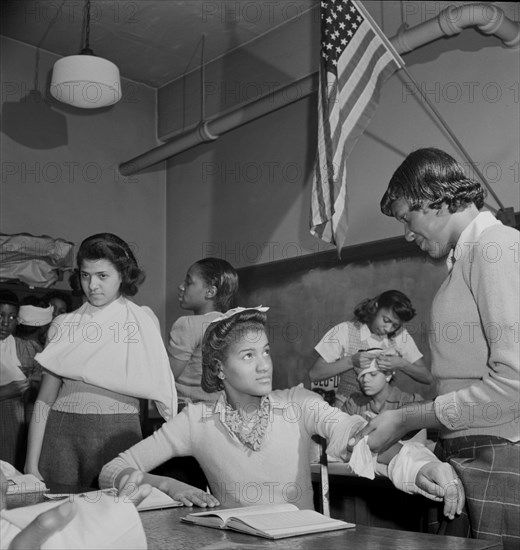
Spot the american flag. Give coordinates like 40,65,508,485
310,0,404,253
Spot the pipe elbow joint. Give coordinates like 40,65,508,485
437,6,464,37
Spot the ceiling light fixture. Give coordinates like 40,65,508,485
50,0,121,109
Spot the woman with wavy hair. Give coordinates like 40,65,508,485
25,233,177,492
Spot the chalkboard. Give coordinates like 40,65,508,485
236,237,448,400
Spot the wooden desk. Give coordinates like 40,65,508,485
142,506,502,550
311,462,439,532
6,494,502,550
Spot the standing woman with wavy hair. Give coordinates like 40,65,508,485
25,233,177,492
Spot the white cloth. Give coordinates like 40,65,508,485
18,305,53,326
356,359,379,380
348,436,377,479
0,494,147,549
387,441,442,500
35,297,177,420
0,335,25,385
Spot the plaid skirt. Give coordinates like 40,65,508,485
434,435,520,550
39,409,142,493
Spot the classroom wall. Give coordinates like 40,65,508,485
163,2,519,338
0,37,168,325
236,239,448,398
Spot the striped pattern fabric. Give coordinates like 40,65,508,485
434,435,520,550
310,0,403,253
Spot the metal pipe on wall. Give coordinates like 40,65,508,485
119,3,520,176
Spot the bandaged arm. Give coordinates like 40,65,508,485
387,441,441,499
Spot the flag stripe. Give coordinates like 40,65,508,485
310,0,403,254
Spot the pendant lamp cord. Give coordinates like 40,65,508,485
200,33,207,123
34,0,66,91
83,0,92,53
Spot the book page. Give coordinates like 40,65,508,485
136,487,182,511
184,503,297,527
228,510,353,538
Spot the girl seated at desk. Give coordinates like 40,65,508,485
310,290,433,409
100,308,463,519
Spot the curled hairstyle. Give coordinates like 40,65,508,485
75,233,145,297
201,309,267,393
380,148,485,216
354,290,416,335
194,258,239,312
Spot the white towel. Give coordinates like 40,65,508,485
36,297,176,419
347,436,376,480
0,494,147,549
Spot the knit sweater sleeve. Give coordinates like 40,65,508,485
98,407,195,489
285,386,365,460
434,226,520,432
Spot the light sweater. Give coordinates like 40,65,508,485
100,386,436,509
100,386,366,509
168,312,222,405
432,212,520,441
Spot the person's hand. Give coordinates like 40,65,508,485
165,479,220,508
415,462,465,520
376,355,405,372
351,352,375,375
1,380,31,399
117,470,153,506
9,500,77,550
352,409,409,453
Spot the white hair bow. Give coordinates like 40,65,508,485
208,305,269,325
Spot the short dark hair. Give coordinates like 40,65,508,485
380,148,485,216
193,258,239,312
76,233,145,297
354,290,416,331
201,309,267,393
0,290,20,308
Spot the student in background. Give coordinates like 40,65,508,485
100,307,464,519
15,297,53,347
15,300,54,420
0,291,29,471
344,355,423,419
168,258,238,410
42,291,72,318
24,233,177,493
310,290,432,408
357,148,519,550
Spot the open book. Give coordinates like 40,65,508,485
136,487,182,511
181,503,354,539
44,487,182,511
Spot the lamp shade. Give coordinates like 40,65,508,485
50,55,121,109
